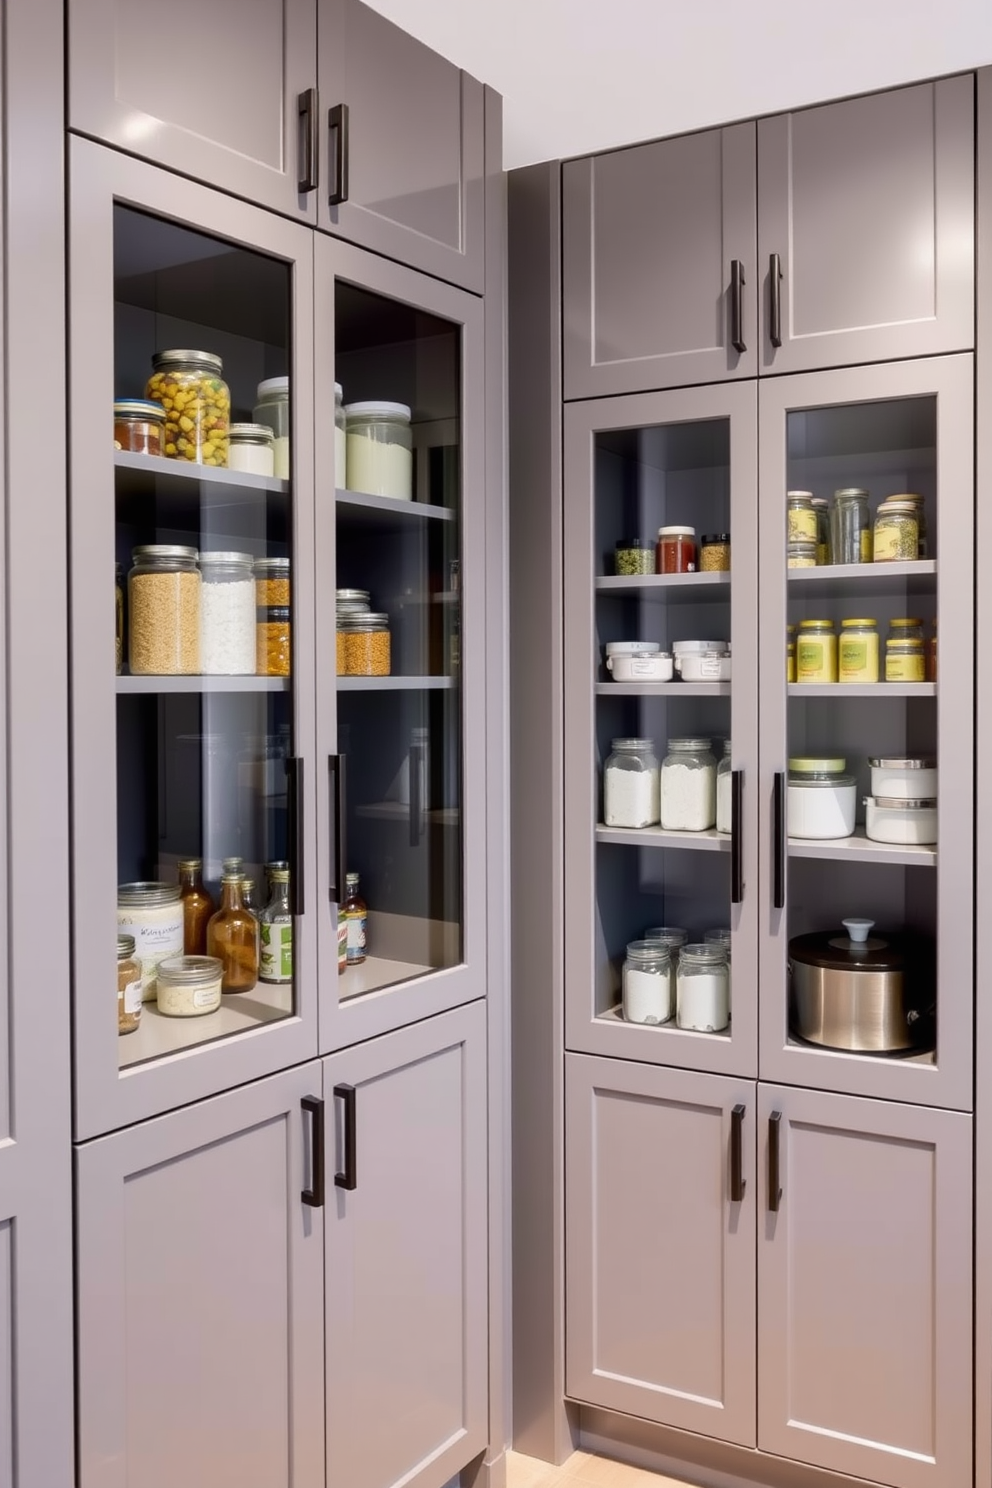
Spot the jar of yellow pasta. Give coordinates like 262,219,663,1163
146,349,231,467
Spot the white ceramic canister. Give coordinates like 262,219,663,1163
673,639,731,682
864,796,937,845
868,757,937,800
787,758,856,840
117,882,185,1001
155,954,224,1017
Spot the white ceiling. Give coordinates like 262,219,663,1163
366,0,992,170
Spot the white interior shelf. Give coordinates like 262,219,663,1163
119,982,293,1070
117,675,290,694
788,682,935,699
595,824,730,851
596,681,730,697
788,828,936,868
338,954,435,1001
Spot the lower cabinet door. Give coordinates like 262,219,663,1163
565,1054,757,1446
757,1085,972,1488
75,1064,325,1488
324,1001,488,1488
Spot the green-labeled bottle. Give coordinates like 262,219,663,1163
259,868,293,984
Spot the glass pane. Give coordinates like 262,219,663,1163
334,283,462,998
113,206,297,1068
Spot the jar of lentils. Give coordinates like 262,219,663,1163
338,611,391,676
128,545,201,675
873,498,920,562
146,349,231,466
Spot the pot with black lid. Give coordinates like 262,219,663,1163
788,918,934,1053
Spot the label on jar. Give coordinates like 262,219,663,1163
797,637,837,683
346,911,367,961
337,910,347,972
886,651,926,682
117,909,185,1000
787,509,817,542
860,530,873,562
839,636,879,683
260,918,293,983
122,976,142,1015
874,519,916,562
193,982,222,1009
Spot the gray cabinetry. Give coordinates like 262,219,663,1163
76,1063,325,1488
563,123,757,397
565,1055,757,1446
757,1084,972,1488
758,77,974,373
324,1001,488,1488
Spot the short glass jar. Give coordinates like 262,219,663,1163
888,617,925,645
831,488,872,564
838,618,879,683
146,349,230,466
787,492,816,543
622,940,672,1025
128,545,200,675
660,738,716,832
614,538,654,576
796,619,837,683
873,498,919,562
885,637,926,682
117,882,185,1002
228,422,275,477
677,944,729,1032
716,739,732,834
199,551,256,676
334,382,347,489
117,934,142,1036
644,926,687,1012
257,604,291,676
253,375,290,479
114,398,166,456
812,497,830,564
337,611,391,676
604,738,660,828
156,954,224,1017
787,758,857,839
345,401,413,500
700,534,730,572
254,556,291,608
656,525,696,574
787,539,817,569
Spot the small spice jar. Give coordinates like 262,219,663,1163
660,738,716,831
117,934,142,1036
796,619,837,683
677,943,730,1033
603,738,660,828
345,401,413,500
115,562,124,675
253,375,290,479
146,349,230,466
838,618,880,683
614,538,654,576
228,423,275,477
257,605,291,676
812,498,831,564
114,399,166,456
873,498,919,562
786,624,797,683
128,545,200,675
831,488,872,564
885,637,926,682
337,611,391,676
254,556,291,607
656,526,697,574
155,954,224,1018
622,940,672,1025
700,534,730,572
787,540,817,568
787,492,817,543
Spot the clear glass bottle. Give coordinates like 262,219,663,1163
716,739,733,834
343,872,368,965
677,943,730,1032
253,375,290,479
603,738,660,829
206,873,259,994
178,858,215,956
660,738,716,831
117,934,142,1036
259,868,293,984
830,488,872,564
128,545,200,675
622,940,672,1025
146,348,231,466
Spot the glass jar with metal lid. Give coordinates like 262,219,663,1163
677,943,729,1032
345,401,413,500
796,619,837,683
257,604,291,676
786,623,797,682
199,551,255,675
337,611,391,676
335,588,371,613
873,498,919,562
838,618,879,683
155,954,224,1018
787,492,816,543
868,757,937,799
660,738,716,831
228,423,275,478
887,618,925,645
644,927,687,1011
604,738,660,828
831,488,872,564
622,940,672,1025
117,882,185,1002
614,538,654,576
787,758,857,839
114,398,166,456
117,934,142,1036
146,349,230,466
254,557,290,607
787,539,817,569
885,637,926,682
128,545,200,675
253,375,290,478
811,497,830,564
700,534,730,572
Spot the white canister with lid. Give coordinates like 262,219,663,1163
787,758,857,840
673,640,731,682
605,641,673,682
117,882,185,1001
253,376,290,479
864,796,937,845
868,757,937,800
345,401,413,500
228,423,274,477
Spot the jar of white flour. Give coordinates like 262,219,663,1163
622,939,673,1024
603,738,660,828
660,738,716,831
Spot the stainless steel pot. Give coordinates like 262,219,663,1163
788,919,934,1054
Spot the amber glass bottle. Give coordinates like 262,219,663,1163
206,873,259,993
178,858,215,956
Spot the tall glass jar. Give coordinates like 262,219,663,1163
345,401,413,500
812,497,831,564
644,927,687,1013
830,488,872,564
660,738,716,831
622,940,672,1025
260,868,293,984
335,381,347,490
253,375,290,479
128,545,200,675
603,738,660,828
677,943,730,1032
146,349,230,466
199,551,255,675
178,858,215,956
786,491,816,543
716,740,732,833
206,873,259,994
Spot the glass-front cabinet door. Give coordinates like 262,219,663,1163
69,140,318,1139
563,383,759,1076
758,356,974,1109
314,238,485,1048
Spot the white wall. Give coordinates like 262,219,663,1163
366,0,992,168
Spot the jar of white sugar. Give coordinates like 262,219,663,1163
716,739,732,833
603,738,660,828
253,377,290,479
198,551,256,675
677,943,729,1032
622,940,673,1024
345,401,413,500
660,738,716,831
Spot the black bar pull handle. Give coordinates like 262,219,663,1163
730,1103,746,1203
328,103,350,206
773,771,786,911
730,259,746,353
297,87,319,193
301,1096,325,1207
731,768,744,905
334,1084,357,1191
286,757,305,917
328,754,347,904
409,740,425,849
769,252,783,348
769,1111,783,1212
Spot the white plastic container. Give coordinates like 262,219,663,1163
673,640,731,682
787,758,856,839
868,757,937,801
605,644,674,682
864,796,937,845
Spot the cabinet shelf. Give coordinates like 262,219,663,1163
788,828,936,868
338,954,435,1000
595,1004,732,1040
335,488,455,524
336,675,455,691
119,983,293,1069
788,559,935,598
788,682,935,698
115,449,289,498
596,824,729,852
116,675,290,694
596,572,730,601
596,681,730,697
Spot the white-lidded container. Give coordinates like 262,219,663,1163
605,642,673,682
345,400,412,500
787,758,856,840
865,796,937,845
868,757,937,801
673,639,731,682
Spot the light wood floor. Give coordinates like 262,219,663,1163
506,1448,696,1488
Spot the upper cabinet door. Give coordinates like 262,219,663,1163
562,123,758,399
317,0,485,293
68,0,318,221
758,77,975,374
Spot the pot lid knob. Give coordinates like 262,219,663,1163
843,918,874,943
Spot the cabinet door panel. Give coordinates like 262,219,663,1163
69,0,317,220
324,1002,488,1488
566,1055,757,1446
76,1064,325,1488
318,0,484,291
759,77,974,372
563,122,757,397
758,1085,972,1488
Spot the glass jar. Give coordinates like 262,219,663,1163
830,488,872,564
228,422,275,477
336,588,371,614
128,545,200,675
146,349,230,466
873,498,919,562
787,539,817,568
206,874,259,993
716,739,732,834
700,534,730,572
114,398,166,456
337,611,391,676
812,497,830,564
677,943,729,1032
660,738,716,832
156,954,224,1018
888,618,924,645
117,934,142,1036
622,940,672,1025
787,759,857,838
796,619,837,683
115,562,124,675
838,618,880,683
345,401,413,500
343,872,368,965
603,738,660,828
614,538,654,576
260,868,293,984
929,622,937,683
644,927,687,1013
787,492,816,543
655,525,696,574
885,637,926,682
253,375,290,479
199,551,255,675
178,858,215,956
254,556,291,608
256,605,291,677
786,623,796,683
334,382,347,489
117,882,185,1002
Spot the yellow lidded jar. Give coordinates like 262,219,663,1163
796,619,837,684
786,624,796,684
838,618,880,683
885,638,926,683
